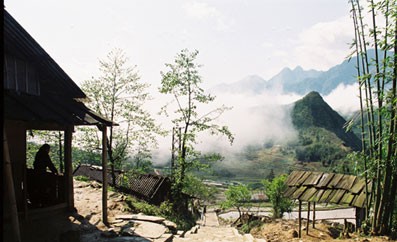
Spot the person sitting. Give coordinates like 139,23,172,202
31,144,58,207
33,144,58,175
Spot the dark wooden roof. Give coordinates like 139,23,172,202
4,9,85,98
284,171,371,208
4,9,114,127
5,91,113,127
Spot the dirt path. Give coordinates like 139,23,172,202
173,210,263,242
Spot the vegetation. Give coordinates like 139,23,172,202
159,49,234,205
262,175,293,218
124,195,196,230
221,184,251,219
79,48,162,185
349,0,397,235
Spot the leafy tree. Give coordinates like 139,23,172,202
79,48,162,185
159,49,234,197
267,169,275,182
221,184,251,220
182,174,217,202
349,0,397,234
262,174,292,218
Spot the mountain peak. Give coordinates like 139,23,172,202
292,92,361,150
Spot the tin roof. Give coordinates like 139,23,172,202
284,171,371,208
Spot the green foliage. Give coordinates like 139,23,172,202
182,174,217,201
240,220,263,234
78,48,163,183
221,184,251,218
124,197,195,230
262,175,292,218
74,176,90,182
350,0,397,234
159,49,233,197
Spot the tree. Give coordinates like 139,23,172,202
79,48,161,185
221,184,252,220
159,49,234,197
262,174,292,218
349,0,396,234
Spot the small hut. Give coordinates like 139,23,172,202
3,9,113,241
284,171,371,237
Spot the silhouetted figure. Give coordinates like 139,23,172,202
34,144,58,175
31,144,58,207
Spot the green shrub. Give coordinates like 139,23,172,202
240,220,263,233
74,175,90,182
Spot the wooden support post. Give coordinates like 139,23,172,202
64,126,74,210
306,202,311,235
102,125,108,225
298,200,302,238
313,202,316,228
3,128,21,242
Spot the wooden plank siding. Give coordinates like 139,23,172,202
284,171,371,208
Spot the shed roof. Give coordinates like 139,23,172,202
4,9,114,127
5,91,113,127
4,9,85,98
284,171,371,208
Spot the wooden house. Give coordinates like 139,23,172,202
3,9,113,241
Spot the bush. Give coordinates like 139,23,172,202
240,220,263,233
262,175,292,218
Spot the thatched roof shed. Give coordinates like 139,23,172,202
284,171,371,208
284,171,371,238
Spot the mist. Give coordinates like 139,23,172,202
149,85,302,166
149,80,361,167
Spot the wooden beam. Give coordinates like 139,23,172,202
3,127,21,242
102,125,108,225
313,202,316,228
64,126,74,210
298,200,302,238
306,202,311,235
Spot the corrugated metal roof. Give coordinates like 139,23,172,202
284,171,371,208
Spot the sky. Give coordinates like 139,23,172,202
5,1,360,163
4,0,354,88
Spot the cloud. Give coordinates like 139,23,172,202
324,83,360,117
182,1,234,32
293,15,353,71
183,1,219,19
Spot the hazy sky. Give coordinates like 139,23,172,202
4,0,353,88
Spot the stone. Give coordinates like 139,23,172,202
115,214,165,223
162,220,177,234
133,221,167,239
290,229,299,238
120,226,136,236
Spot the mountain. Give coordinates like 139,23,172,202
266,66,322,91
284,60,356,95
212,50,391,96
292,91,362,151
